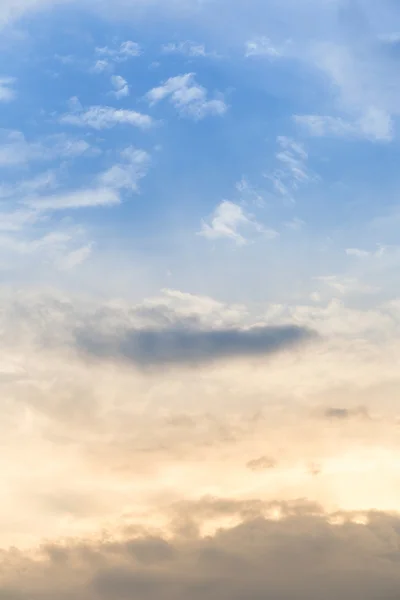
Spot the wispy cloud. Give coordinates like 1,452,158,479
0,76,16,102
95,40,142,61
245,36,282,58
0,170,58,199
23,187,120,211
59,243,93,270
199,200,277,245
294,108,394,142
92,59,109,74
161,41,215,58
0,130,94,167
265,136,313,204
61,103,154,130
146,73,227,120
97,146,151,192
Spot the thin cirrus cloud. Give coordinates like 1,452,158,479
146,73,227,119
265,136,314,204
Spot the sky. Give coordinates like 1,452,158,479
2,0,400,598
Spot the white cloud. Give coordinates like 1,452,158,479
199,200,277,245
24,187,120,211
309,41,399,142
0,209,39,232
61,104,154,130
59,243,93,270
162,41,213,57
146,73,227,119
96,40,142,61
92,59,109,74
346,248,371,258
294,108,394,142
110,75,129,99
0,231,72,255
265,136,313,203
285,217,305,231
0,130,93,167
97,146,151,192
245,36,282,58
0,76,16,102
235,178,264,207
0,170,58,199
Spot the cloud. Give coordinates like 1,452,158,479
61,104,153,130
75,322,315,366
97,146,151,192
245,36,282,58
0,76,16,101
24,187,120,211
59,243,93,270
265,136,313,203
161,41,215,58
96,40,142,61
294,108,394,142
110,75,129,99
146,73,227,119
92,59,109,73
324,407,369,420
246,455,277,471
0,130,93,167
199,200,278,245
0,170,59,199
3,503,400,599
345,248,371,258
308,38,399,141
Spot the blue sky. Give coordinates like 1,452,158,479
3,0,400,305
4,4,400,597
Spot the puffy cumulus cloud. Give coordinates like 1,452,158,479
2,502,400,599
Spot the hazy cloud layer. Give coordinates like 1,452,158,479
1,502,400,599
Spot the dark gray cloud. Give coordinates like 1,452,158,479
75,324,316,366
324,406,370,420
2,501,400,599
